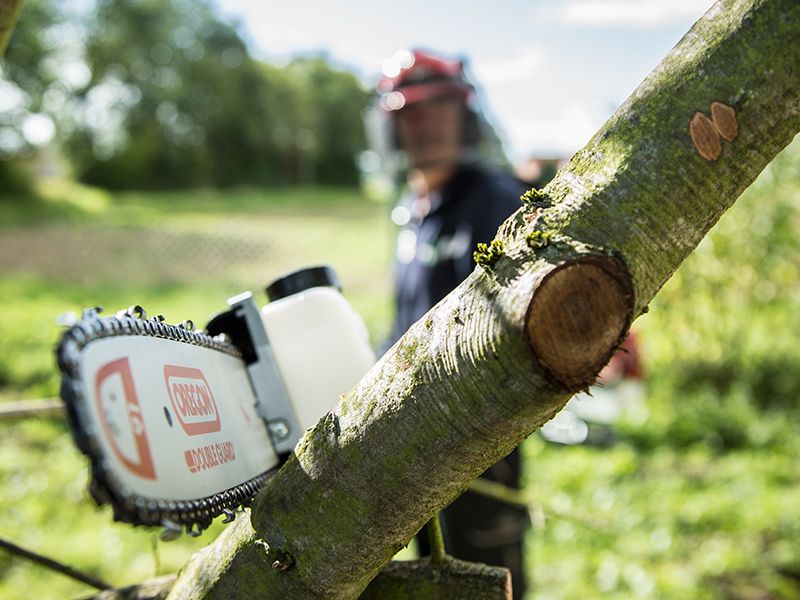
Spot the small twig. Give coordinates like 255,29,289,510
424,512,447,566
468,478,530,507
150,534,161,577
0,398,64,420
0,536,113,591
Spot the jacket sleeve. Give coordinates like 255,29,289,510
473,184,524,245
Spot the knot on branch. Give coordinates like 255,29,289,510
525,255,633,391
272,552,295,572
255,539,295,573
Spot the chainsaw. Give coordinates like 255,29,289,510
56,266,376,537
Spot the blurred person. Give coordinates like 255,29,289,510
370,48,532,599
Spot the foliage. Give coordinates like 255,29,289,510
525,439,800,600
0,0,369,191
0,0,62,195
629,134,800,451
0,159,33,195
0,130,799,597
525,130,800,598
286,57,371,185
1,0,60,105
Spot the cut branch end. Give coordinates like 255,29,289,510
525,256,633,391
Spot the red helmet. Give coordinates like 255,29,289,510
376,49,473,112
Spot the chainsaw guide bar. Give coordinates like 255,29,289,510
56,307,282,537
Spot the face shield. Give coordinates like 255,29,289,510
360,49,510,195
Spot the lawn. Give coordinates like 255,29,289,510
0,185,396,599
1,137,799,599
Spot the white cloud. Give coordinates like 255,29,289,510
506,102,604,159
559,0,712,28
473,46,546,85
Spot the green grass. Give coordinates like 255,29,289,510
0,184,395,599
524,439,800,599
1,137,800,599
520,136,800,599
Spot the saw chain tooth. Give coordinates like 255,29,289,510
186,524,201,538
81,306,103,320
222,509,236,523
178,319,194,331
160,519,183,542
125,305,146,320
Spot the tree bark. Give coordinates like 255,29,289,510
87,560,512,600
0,0,23,57
88,576,176,600
168,0,800,597
359,558,511,600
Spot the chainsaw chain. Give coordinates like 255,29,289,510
56,307,279,537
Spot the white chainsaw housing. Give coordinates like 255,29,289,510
81,336,278,502
57,267,376,533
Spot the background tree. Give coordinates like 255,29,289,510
285,57,371,185
0,0,61,194
2,0,371,191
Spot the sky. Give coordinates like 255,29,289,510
213,0,716,162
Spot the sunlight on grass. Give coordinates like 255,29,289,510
36,178,113,214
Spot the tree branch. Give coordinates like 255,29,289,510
168,1,800,597
87,576,176,600
360,558,511,600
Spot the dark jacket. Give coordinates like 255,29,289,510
390,161,527,343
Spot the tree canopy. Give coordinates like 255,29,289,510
0,0,370,191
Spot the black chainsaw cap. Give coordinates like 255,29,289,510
266,265,341,302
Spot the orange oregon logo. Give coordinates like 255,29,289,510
94,358,156,480
164,365,221,436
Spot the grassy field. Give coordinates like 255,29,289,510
0,185,397,599
1,138,799,599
